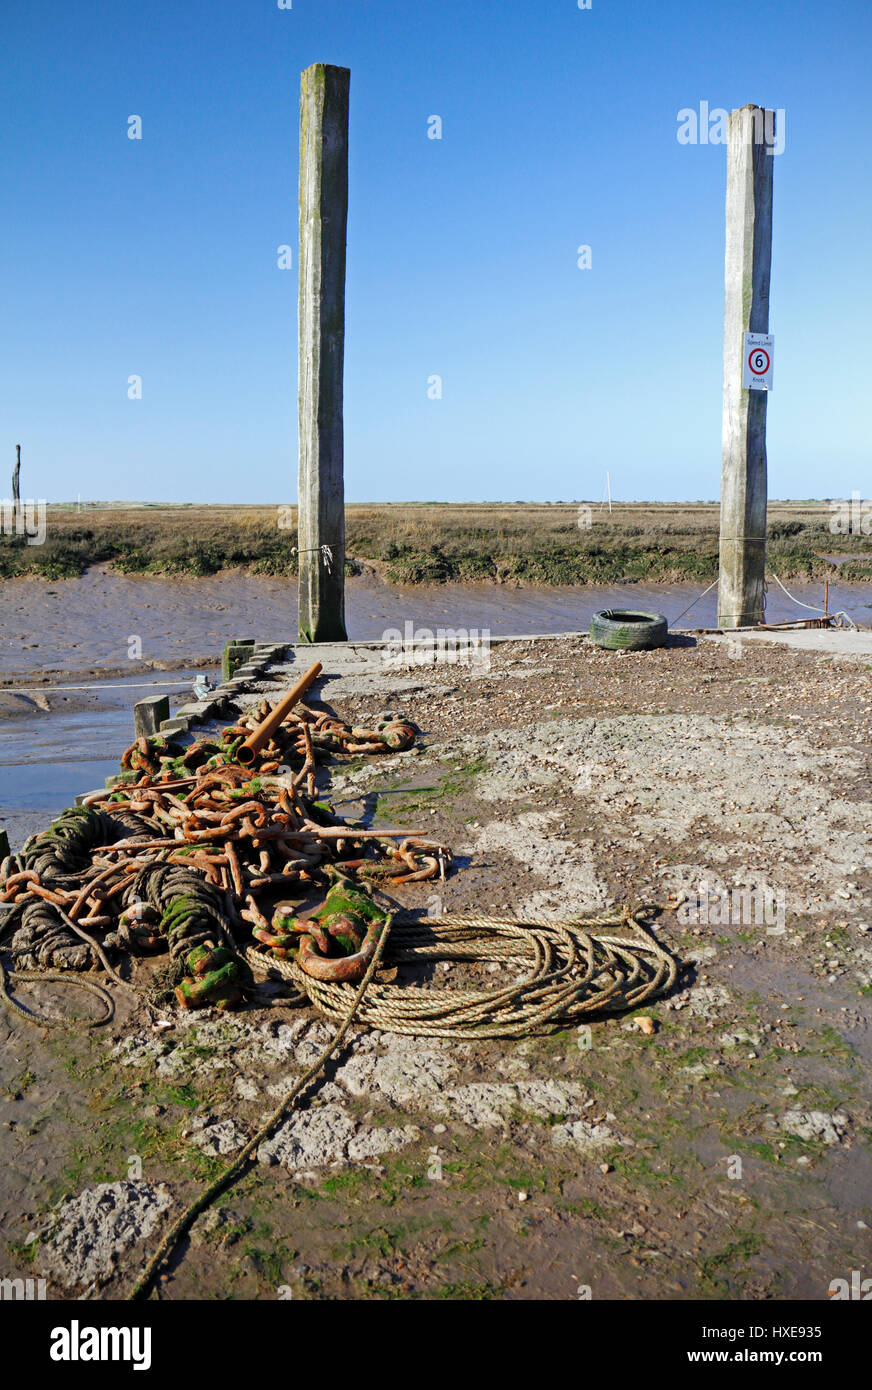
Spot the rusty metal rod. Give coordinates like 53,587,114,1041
236,662,323,766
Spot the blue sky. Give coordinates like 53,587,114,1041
1,0,869,504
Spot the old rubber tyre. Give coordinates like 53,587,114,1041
589,609,668,652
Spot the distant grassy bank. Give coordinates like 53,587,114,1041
1,502,869,585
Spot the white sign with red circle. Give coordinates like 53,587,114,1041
742,332,774,391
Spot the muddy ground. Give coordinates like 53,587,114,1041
2,633,871,1301
2,565,869,684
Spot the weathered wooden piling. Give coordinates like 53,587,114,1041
297,63,349,643
717,105,774,629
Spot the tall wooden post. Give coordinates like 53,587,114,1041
297,63,349,643
12,445,21,511
717,105,774,629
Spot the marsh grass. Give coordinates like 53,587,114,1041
0,501,866,584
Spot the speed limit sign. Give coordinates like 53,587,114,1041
742,332,774,391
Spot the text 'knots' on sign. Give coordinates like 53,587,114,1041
742,332,774,391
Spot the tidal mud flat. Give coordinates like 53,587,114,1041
2,634,871,1300
2,566,870,683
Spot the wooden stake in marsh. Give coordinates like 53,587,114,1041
718,105,775,629
12,445,21,512
297,63,350,643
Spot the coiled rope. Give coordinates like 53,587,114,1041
244,904,675,1041
0,964,114,1028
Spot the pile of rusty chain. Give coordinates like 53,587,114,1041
115,703,419,795
0,682,677,1038
0,700,449,1023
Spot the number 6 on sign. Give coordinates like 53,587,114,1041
742,332,774,391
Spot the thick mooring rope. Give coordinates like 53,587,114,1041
245,905,676,1041
0,963,115,1028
